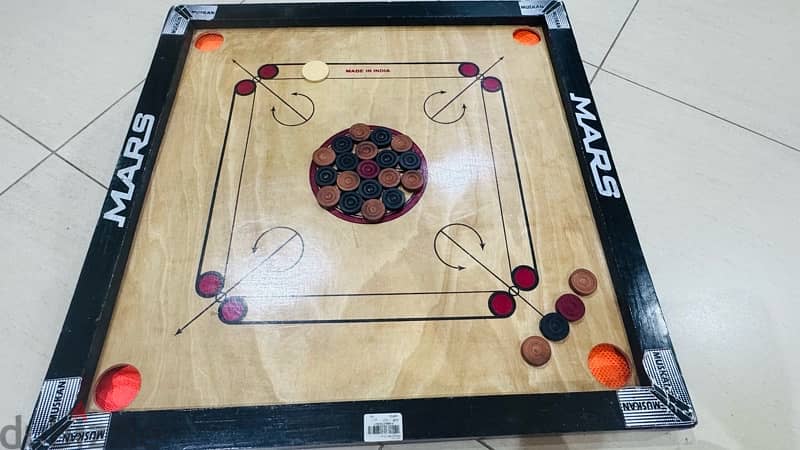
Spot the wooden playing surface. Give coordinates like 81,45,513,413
91,25,637,411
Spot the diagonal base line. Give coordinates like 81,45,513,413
441,231,543,317
232,59,308,121
180,233,300,334
236,315,501,325
246,290,497,299
175,298,221,335
218,232,299,298
430,56,504,120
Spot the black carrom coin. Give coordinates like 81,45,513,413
399,151,421,170
339,191,363,214
335,152,359,171
369,127,393,147
375,150,399,169
539,312,570,342
357,179,383,200
331,135,354,154
314,166,337,186
382,188,406,210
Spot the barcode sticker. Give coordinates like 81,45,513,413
363,413,403,442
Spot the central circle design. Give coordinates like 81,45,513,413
310,124,428,224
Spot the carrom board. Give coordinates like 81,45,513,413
24,2,696,449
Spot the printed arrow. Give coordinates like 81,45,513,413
252,226,301,253
271,92,315,126
434,236,466,270
232,59,309,122
425,56,504,121
443,223,486,250
434,224,544,317
177,230,303,335
424,91,467,125
251,226,305,272
433,223,485,270
175,299,219,336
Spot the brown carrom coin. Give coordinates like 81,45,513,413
390,134,413,152
349,123,371,141
569,268,598,296
361,199,386,223
336,171,360,191
312,147,336,167
355,141,379,160
400,170,424,191
315,186,341,209
520,336,551,367
378,168,401,188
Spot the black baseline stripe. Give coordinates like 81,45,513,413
480,85,513,275
196,88,238,279
268,76,464,81
236,315,501,325
327,76,464,80
222,90,257,279
499,85,538,270
245,290,497,299
269,61,468,66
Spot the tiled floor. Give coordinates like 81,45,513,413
2,1,798,449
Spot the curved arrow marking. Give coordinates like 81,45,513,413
252,226,305,272
272,92,315,127
433,223,486,270
441,223,486,249
423,90,467,125
422,56,504,125
434,233,465,270
232,59,314,124
176,227,304,336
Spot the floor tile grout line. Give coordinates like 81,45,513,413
590,0,640,84
54,79,145,153
581,60,599,84
53,152,108,190
599,68,800,154
589,66,600,84
476,438,496,449
0,113,55,152
0,78,143,199
0,153,54,197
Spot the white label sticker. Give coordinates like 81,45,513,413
162,5,218,35
363,413,403,442
27,378,82,443
617,349,696,428
518,1,571,29
518,0,550,15
50,414,112,450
